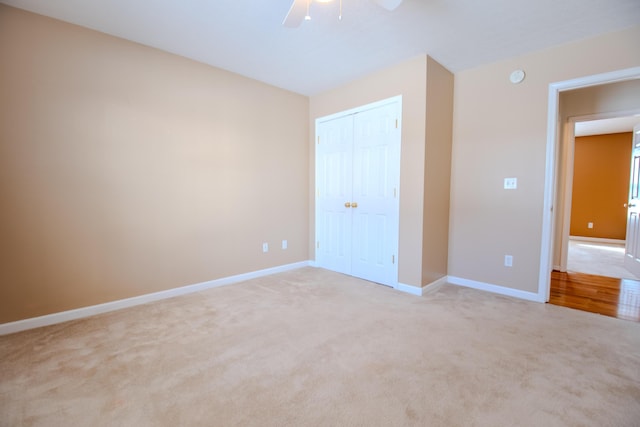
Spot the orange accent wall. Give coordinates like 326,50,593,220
570,132,633,239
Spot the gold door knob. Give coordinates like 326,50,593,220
345,202,351,208
352,202,358,208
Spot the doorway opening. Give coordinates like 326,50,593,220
561,115,640,280
539,66,640,320
553,114,640,321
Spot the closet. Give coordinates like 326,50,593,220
315,96,402,286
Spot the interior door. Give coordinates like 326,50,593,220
624,124,640,277
351,103,401,286
315,98,401,287
316,114,353,275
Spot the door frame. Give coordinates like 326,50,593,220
538,66,640,302
314,95,403,286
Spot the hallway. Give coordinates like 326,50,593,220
567,239,640,280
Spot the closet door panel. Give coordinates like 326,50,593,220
316,115,353,274
351,103,401,286
315,97,401,287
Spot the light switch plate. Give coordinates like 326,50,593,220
504,255,513,267
504,177,517,190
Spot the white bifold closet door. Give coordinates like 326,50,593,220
315,98,401,287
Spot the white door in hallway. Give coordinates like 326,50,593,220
624,124,640,277
315,97,401,287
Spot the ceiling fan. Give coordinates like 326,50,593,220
283,0,403,28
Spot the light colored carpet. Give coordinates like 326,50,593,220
1,267,639,426
568,239,640,280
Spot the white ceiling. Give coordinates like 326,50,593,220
575,116,640,137
1,0,639,96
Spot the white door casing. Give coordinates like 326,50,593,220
624,125,640,277
315,97,402,287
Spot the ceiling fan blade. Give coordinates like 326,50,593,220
283,0,308,28
371,0,403,11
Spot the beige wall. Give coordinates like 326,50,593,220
422,57,454,285
309,55,453,288
560,79,640,118
0,6,309,323
3,5,637,323
570,133,632,240
450,25,640,293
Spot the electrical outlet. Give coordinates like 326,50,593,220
504,255,513,267
262,243,269,253
282,240,288,250
587,222,594,229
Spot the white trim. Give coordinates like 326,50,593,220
569,236,626,245
0,261,311,336
570,109,640,124
539,81,562,302
396,276,448,297
421,276,449,295
539,66,640,303
395,282,423,296
448,276,545,303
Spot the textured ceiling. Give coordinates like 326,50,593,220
1,0,639,95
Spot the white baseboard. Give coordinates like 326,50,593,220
395,282,423,296
447,276,545,303
570,236,625,245
396,276,450,296
421,276,449,295
0,261,312,336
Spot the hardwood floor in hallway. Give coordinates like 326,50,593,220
550,271,640,322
